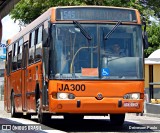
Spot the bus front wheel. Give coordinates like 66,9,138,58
110,114,125,126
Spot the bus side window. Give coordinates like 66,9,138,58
12,42,18,71
29,31,35,64
17,38,23,68
35,26,43,61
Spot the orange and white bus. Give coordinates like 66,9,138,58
4,6,148,125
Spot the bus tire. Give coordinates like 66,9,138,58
110,114,125,126
37,98,51,123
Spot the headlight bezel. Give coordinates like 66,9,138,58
57,92,75,100
123,93,140,100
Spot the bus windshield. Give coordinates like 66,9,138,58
50,23,143,80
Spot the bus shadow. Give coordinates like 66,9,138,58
39,118,154,132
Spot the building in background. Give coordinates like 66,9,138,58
145,49,160,100
0,43,6,59
145,49,160,115
0,43,5,100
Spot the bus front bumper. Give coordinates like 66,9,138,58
49,97,144,114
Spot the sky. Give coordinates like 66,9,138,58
1,15,20,44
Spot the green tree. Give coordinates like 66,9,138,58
143,0,160,20
144,22,160,57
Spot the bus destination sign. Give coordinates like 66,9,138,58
56,7,137,22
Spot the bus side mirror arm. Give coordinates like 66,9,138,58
142,21,149,49
143,32,149,49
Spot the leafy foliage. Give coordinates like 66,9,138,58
143,0,160,20
144,22,160,57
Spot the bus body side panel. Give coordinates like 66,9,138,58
11,70,23,112
48,80,144,114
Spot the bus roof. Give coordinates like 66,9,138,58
54,6,137,11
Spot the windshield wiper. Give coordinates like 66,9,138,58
73,20,92,40
104,21,122,40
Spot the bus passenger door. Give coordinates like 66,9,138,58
22,42,28,111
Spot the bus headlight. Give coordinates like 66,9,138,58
57,93,75,100
123,93,140,100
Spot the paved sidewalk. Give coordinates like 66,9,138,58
144,113,160,118
0,100,11,118
0,100,4,110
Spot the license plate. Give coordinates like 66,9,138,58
123,102,139,107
